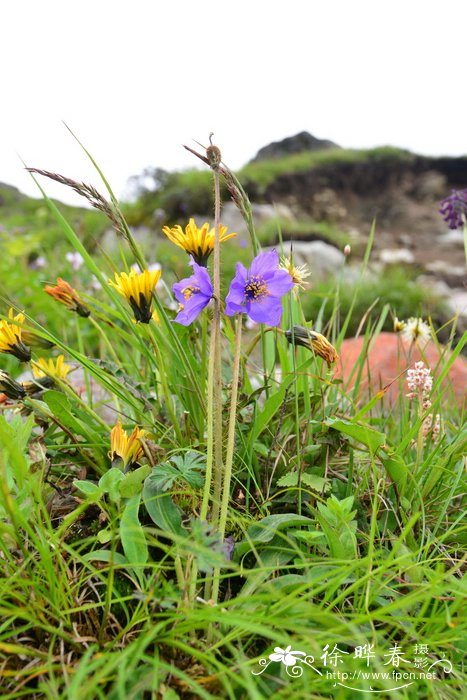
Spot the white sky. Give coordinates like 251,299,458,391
1,0,466,206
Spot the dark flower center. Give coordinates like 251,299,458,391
244,275,268,303
129,293,152,324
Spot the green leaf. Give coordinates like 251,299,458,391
99,468,124,502
143,471,184,536
313,495,358,559
0,414,34,490
119,464,151,498
148,462,182,492
120,494,148,580
379,448,408,492
239,547,296,597
147,451,206,492
182,519,227,573
43,390,101,444
325,416,386,453
248,374,296,445
277,471,330,492
72,480,102,499
235,513,314,559
82,550,128,565
292,530,327,544
252,442,269,457
97,529,112,543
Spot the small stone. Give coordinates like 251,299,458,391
379,248,415,265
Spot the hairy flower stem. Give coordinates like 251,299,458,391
210,169,224,528
288,301,303,516
194,158,224,605
211,316,242,605
187,318,217,600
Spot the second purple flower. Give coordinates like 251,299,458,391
225,249,294,326
173,258,213,326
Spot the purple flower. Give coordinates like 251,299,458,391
225,249,294,326
172,258,213,325
439,189,467,230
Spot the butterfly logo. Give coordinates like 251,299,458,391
268,645,307,667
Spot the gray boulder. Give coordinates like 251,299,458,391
267,240,345,282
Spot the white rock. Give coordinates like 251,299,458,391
267,240,345,281
441,229,465,246
379,248,415,265
425,261,465,277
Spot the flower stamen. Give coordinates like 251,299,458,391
244,275,269,303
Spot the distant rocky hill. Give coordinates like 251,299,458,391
250,131,340,162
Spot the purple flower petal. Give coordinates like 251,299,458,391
190,260,214,295
224,249,292,326
174,293,211,325
249,249,279,278
225,298,245,316
225,279,246,307
264,269,294,296
233,262,248,283
247,296,283,326
173,274,196,305
172,262,213,325
224,262,249,314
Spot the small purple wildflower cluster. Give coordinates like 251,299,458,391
172,250,294,327
439,189,467,230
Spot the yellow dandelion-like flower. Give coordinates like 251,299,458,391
109,268,161,324
44,278,90,318
32,355,72,380
0,311,31,362
162,218,237,266
285,325,339,367
109,420,147,470
279,256,311,292
402,317,431,346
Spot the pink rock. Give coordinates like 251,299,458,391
337,332,466,407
